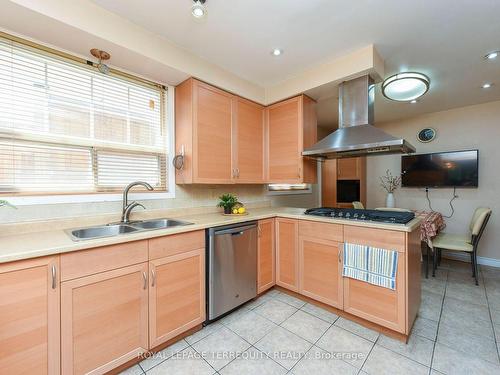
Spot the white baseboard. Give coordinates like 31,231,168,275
442,251,500,268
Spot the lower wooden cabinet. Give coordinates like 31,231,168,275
275,218,299,291
0,256,60,375
149,248,205,348
299,237,343,309
61,263,149,375
257,219,275,293
342,226,406,333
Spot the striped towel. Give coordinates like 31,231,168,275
343,243,398,290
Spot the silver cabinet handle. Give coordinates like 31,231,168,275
142,271,147,290
51,265,57,289
236,168,240,177
151,269,156,287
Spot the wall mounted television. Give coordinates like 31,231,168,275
401,150,478,188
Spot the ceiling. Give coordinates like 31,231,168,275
91,0,500,124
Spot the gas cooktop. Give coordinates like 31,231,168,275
304,207,415,225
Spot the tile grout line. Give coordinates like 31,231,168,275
483,268,500,364
428,266,448,375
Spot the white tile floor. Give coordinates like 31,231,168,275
122,259,500,375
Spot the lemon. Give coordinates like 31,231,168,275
232,208,239,214
238,207,246,214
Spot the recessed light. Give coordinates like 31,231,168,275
410,100,418,104
482,83,493,89
271,48,283,56
192,0,207,18
485,51,499,60
382,72,430,102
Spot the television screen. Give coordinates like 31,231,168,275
401,150,478,187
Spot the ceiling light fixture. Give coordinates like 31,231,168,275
382,72,430,102
485,51,499,60
271,48,283,56
90,49,111,74
482,83,493,89
191,0,207,19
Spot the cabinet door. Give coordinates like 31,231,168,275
149,248,205,348
258,219,275,293
234,97,265,183
267,97,301,182
0,256,60,375
275,218,299,291
337,157,363,180
321,159,337,207
61,263,148,375
193,80,233,183
299,237,343,308
342,226,406,333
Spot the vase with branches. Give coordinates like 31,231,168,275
379,170,401,208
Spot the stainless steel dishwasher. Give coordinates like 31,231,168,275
207,221,257,321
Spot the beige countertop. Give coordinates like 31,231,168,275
0,207,421,264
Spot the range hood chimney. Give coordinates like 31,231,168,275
302,75,416,159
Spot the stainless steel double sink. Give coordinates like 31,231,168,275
66,218,193,241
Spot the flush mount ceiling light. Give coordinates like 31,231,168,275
382,72,430,102
485,51,499,60
271,48,283,56
192,0,207,18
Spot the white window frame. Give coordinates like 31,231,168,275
2,85,176,206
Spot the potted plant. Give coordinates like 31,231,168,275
379,170,401,208
0,200,16,209
217,194,238,214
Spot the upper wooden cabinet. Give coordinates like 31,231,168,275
175,78,265,184
234,97,265,183
337,157,365,180
266,95,317,184
0,256,60,375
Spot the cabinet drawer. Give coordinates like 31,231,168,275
61,240,148,281
149,230,205,260
299,220,343,242
344,225,406,253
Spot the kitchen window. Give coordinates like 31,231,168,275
0,34,171,201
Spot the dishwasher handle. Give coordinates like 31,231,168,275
214,224,257,236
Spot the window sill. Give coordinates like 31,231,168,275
2,191,175,206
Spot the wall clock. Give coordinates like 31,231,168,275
417,127,436,143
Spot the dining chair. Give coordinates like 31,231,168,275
429,207,492,285
352,201,364,209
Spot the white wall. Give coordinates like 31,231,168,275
367,100,500,260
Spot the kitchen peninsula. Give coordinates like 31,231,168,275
0,206,421,374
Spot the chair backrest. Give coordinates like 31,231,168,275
375,207,412,212
352,201,364,209
469,207,492,246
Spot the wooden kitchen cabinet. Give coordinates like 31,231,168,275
149,248,205,348
266,95,317,183
298,221,343,308
275,217,299,291
61,262,149,375
175,78,265,184
233,97,265,182
322,157,366,208
342,226,406,333
337,157,365,180
0,256,60,375
258,218,275,293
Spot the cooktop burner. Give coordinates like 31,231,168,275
304,207,415,225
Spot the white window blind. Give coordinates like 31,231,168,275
0,36,167,194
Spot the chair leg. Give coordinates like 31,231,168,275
474,251,479,286
470,252,475,277
432,247,437,277
438,249,441,266
425,244,430,279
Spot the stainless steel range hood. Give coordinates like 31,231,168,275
302,75,415,159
